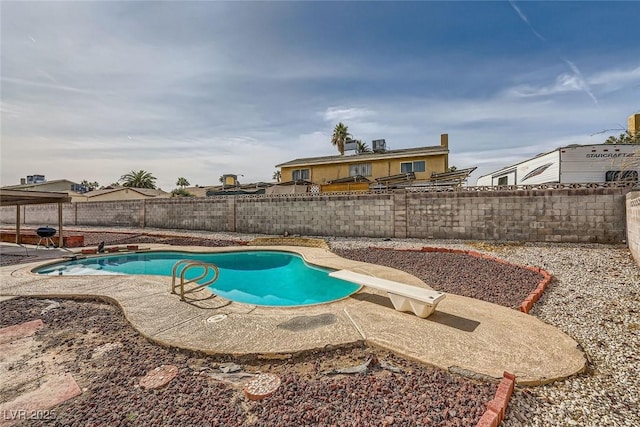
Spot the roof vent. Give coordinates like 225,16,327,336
344,139,357,152
372,139,386,153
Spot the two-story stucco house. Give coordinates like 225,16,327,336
276,134,450,186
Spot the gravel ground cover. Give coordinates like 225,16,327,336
77,232,244,248
1,298,494,427
0,254,39,267
486,244,640,427
332,248,542,309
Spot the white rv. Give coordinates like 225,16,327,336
476,144,640,186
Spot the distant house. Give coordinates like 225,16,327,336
80,187,170,202
275,134,450,186
1,178,88,202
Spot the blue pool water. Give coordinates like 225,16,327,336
35,251,360,307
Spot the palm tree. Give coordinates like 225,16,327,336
176,177,189,189
331,122,350,155
272,170,282,182
355,140,371,153
120,170,157,189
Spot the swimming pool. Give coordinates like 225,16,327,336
35,250,361,307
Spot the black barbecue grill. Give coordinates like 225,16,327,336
36,226,57,249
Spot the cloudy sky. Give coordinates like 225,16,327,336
1,1,638,190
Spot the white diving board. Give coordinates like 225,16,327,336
329,270,445,318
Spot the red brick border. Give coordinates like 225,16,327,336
370,246,552,314
476,372,516,427
518,269,552,314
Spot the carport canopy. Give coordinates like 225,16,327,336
0,189,71,247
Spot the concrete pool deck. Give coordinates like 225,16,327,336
0,244,586,386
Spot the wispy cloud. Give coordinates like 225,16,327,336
562,59,598,104
507,59,599,105
504,63,640,105
509,1,546,41
588,66,640,93
1,77,95,94
507,2,607,105
323,107,375,122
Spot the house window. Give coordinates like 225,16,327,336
497,176,508,186
400,161,426,173
349,163,372,177
292,169,310,181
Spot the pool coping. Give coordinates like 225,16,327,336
0,244,586,386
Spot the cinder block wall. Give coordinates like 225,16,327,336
0,204,76,225
406,188,629,243
76,201,143,226
235,194,395,237
144,198,230,231
0,187,632,243
626,191,640,266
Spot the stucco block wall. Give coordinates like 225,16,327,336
406,188,629,243
144,198,230,231
626,191,640,266
235,194,394,237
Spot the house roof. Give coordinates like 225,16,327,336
275,145,449,168
183,186,211,197
1,179,79,190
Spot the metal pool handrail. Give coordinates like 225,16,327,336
170,260,220,302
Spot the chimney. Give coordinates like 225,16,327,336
440,133,449,171
629,113,640,136
440,133,448,148
20,178,26,185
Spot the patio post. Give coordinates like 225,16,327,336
16,205,21,244
58,203,64,248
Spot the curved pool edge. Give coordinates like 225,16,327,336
1,244,586,386
27,244,433,291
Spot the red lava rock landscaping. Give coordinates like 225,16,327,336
139,365,179,390
1,236,543,425
334,247,545,309
0,297,496,426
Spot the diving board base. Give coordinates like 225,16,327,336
329,270,445,318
